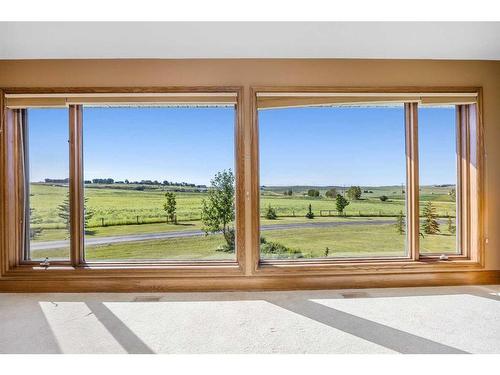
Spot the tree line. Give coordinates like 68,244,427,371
83,178,206,188
295,186,364,200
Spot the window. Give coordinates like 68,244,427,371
418,106,459,255
258,104,408,259
24,108,70,261
82,106,236,261
254,90,481,265
0,87,482,286
4,90,240,266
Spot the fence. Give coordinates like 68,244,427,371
32,213,203,230
32,210,456,230
86,214,202,228
260,208,456,219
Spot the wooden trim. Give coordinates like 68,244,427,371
0,89,6,274
234,87,246,272
6,87,245,270
0,107,23,274
19,109,29,261
419,103,483,261
252,86,483,273
3,87,243,95
0,270,498,293
256,93,478,110
6,96,237,109
405,103,419,260
0,85,487,292
460,104,471,258
475,91,486,266
251,86,482,95
69,105,84,265
250,87,260,274
468,102,484,265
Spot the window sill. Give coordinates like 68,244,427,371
3,260,244,278
2,256,483,280
255,257,484,276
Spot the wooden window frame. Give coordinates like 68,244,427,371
1,87,246,277
250,86,485,275
0,86,488,292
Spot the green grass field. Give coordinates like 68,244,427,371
29,183,458,261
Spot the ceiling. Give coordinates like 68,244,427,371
1,22,499,60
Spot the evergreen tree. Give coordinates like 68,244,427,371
57,192,94,234
447,215,456,234
422,201,440,234
449,188,456,201
305,204,314,219
395,210,405,235
29,208,43,240
57,195,70,230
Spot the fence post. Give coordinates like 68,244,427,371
136,215,139,224
101,218,104,227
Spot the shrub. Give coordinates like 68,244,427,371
260,239,304,258
265,204,277,220
260,241,290,254
379,195,388,202
216,228,235,252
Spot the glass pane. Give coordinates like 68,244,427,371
418,106,459,254
259,105,407,259
27,108,70,260
82,106,236,261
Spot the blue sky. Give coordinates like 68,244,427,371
260,105,456,186
28,105,456,186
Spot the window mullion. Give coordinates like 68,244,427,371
405,102,419,260
457,104,471,258
69,104,84,266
